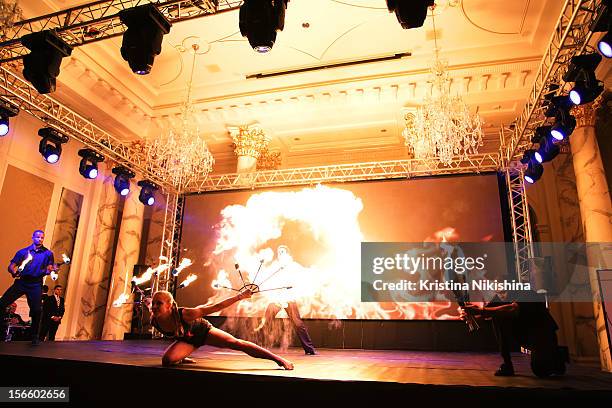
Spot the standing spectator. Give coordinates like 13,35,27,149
40,284,65,341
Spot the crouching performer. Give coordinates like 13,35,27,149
150,290,293,370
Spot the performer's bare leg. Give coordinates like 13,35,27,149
206,327,294,370
161,341,196,367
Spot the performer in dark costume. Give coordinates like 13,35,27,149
462,290,567,377
150,290,293,369
257,245,316,355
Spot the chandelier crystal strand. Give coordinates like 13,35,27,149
145,42,214,191
403,6,483,166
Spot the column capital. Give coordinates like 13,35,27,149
571,97,604,128
227,124,271,159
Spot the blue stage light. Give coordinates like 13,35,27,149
137,180,158,206
78,149,104,180
38,127,68,164
112,166,135,196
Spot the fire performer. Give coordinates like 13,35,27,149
462,290,567,377
0,230,58,345
150,290,294,369
257,245,316,355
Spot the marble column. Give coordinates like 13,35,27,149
143,193,166,267
101,187,145,340
74,171,120,340
549,153,599,361
49,188,84,292
570,100,612,372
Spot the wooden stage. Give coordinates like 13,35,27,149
1,340,611,405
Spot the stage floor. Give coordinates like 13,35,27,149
0,340,610,391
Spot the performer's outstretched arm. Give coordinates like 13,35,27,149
182,290,252,320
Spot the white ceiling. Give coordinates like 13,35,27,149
18,0,609,173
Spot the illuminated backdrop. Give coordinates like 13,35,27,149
178,174,506,320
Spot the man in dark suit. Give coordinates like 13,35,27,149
40,284,65,341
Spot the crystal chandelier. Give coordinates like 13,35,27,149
403,7,483,166
0,0,22,38
145,41,214,190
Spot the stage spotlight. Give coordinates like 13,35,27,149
38,127,68,164
138,180,158,206
524,161,544,184
21,30,72,94
532,127,559,164
520,149,544,184
112,166,135,196
386,0,435,30
239,0,288,53
520,149,539,165
0,102,19,137
591,1,610,58
544,95,576,140
78,149,104,180
563,53,603,105
551,114,576,141
599,32,611,58
0,118,7,137
119,4,171,75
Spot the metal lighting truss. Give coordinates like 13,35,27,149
154,193,185,293
0,0,243,63
505,167,534,283
503,0,604,163
183,153,502,193
0,65,173,189
150,192,183,338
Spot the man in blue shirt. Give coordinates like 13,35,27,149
0,230,57,345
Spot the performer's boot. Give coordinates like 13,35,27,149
494,362,515,376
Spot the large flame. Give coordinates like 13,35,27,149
206,185,460,320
